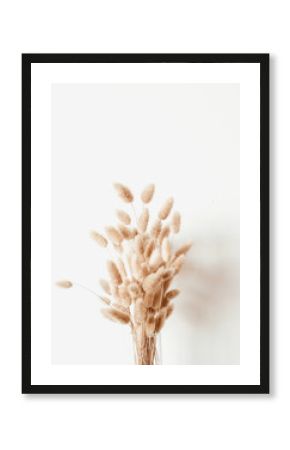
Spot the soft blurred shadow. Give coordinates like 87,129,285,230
177,233,239,328
163,231,240,365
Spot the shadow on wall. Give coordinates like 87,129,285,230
164,232,240,365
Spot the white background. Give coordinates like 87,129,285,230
51,82,240,366
0,0,285,449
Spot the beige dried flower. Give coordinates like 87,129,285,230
152,287,163,310
141,184,155,204
134,298,147,323
131,254,143,280
142,272,160,293
166,289,180,300
144,239,155,259
143,291,154,308
155,309,166,333
118,285,131,306
129,228,138,240
56,280,73,288
113,183,134,203
145,315,155,337
172,255,185,273
116,209,131,225
158,197,174,220
162,268,174,281
107,260,122,285
159,225,170,244
166,302,174,319
149,248,163,272
151,219,162,240
175,242,192,258
105,226,123,246
116,258,127,281
118,224,132,240
90,231,108,248
137,208,149,233
101,307,130,325
135,235,144,258
171,212,181,233
128,282,141,300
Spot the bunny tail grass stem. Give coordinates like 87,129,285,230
74,283,108,305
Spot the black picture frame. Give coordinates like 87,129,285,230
22,53,269,394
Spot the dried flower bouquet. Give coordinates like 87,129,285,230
57,183,191,365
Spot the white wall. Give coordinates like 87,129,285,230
0,1,285,450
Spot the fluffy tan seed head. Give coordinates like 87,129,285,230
163,278,172,292
105,226,123,246
137,208,149,233
162,268,174,281
171,212,181,233
101,307,130,324
56,280,73,288
131,254,143,280
149,248,163,272
90,231,108,248
152,287,163,310
134,235,144,259
141,262,149,277
158,197,174,220
141,184,155,204
172,255,185,273
116,209,131,225
118,224,132,240
151,219,162,240
159,225,170,244
161,238,171,262
134,298,147,323
118,285,131,306
113,183,134,203
155,309,166,333
143,291,154,308
166,289,180,300
166,302,174,319
145,315,155,337
116,258,127,281
107,260,122,286
128,282,141,299
129,228,138,240
142,272,160,293
161,295,169,308
144,239,155,259
99,279,111,295
175,242,192,258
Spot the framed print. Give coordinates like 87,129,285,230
22,53,269,394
